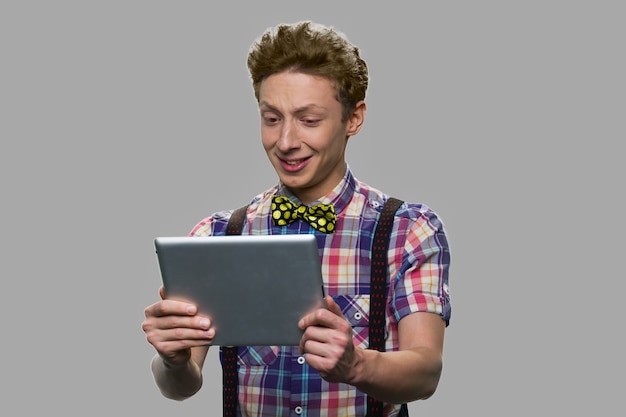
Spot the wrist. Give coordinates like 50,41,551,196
347,347,374,386
158,350,191,370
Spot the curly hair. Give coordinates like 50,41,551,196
247,21,368,122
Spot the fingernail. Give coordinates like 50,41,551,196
200,319,209,328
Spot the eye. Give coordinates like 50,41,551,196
302,118,321,126
262,113,281,125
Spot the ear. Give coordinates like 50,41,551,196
346,101,366,137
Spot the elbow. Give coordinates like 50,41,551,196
411,377,440,401
158,384,202,401
417,382,438,401
414,360,443,401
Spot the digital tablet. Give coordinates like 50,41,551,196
154,234,326,346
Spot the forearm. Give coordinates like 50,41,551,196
349,347,443,404
150,353,203,400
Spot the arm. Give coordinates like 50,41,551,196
142,287,215,400
150,346,210,400
299,296,445,403
346,310,444,402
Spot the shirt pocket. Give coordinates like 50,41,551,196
237,346,280,367
332,294,372,350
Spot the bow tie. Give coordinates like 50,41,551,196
271,196,336,234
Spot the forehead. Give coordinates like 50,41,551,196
259,71,339,104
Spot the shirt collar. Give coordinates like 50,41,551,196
276,165,356,215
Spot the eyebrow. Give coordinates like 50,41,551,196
259,101,327,114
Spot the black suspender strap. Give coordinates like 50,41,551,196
226,205,248,236
221,199,406,417
222,205,248,417
367,197,404,417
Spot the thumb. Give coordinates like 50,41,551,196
325,295,344,318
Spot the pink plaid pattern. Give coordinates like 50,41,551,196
191,168,451,417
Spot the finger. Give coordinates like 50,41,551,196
300,338,326,358
146,299,198,319
143,308,212,334
147,329,214,356
155,326,215,343
300,338,346,382
144,316,216,350
161,313,213,331
159,286,165,300
299,330,326,356
300,298,347,330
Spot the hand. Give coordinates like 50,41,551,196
142,286,215,366
298,295,360,383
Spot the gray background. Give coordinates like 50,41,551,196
2,1,623,415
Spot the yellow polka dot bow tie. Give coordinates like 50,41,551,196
271,196,336,234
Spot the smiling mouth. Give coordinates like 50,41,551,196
280,156,311,171
282,156,310,165
285,159,305,166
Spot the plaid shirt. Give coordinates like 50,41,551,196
190,168,451,417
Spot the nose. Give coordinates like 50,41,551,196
277,119,300,152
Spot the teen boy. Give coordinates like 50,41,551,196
142,21,451,417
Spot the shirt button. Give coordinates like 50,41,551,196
297,356,306,365
354,312,363,321
295,406,303,414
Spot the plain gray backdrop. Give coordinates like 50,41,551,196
2,1,623,415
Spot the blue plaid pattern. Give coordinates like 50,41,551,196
191,168,451,417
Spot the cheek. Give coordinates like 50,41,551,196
260,129,274,151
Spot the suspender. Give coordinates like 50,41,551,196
367,197,404,417
222,198,406,417
222,205,249,417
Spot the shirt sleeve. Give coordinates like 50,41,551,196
391,209,452,326
189,216,214,237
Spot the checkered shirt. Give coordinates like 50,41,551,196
190,168,451,417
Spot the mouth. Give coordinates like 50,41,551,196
279,156,311,172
